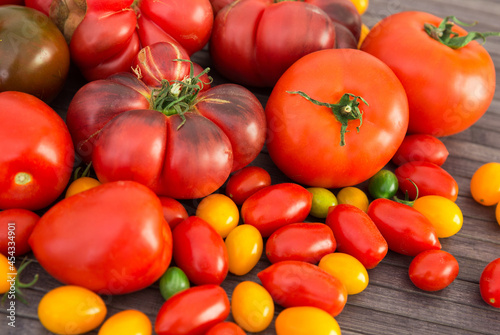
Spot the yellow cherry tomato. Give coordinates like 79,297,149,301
319,252,368,295
358,23,370,48
336,186,369,212
225,224,263,276
65,177,102,198
275,306,341,335
350,0,369,15
38,285,107,335
98,310,152,335
0,253,15,294
307,187,338,218
231,281,274,333
470,162,500,206
413,195,463,238
196,193,239,238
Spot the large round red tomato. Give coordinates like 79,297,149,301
265,48,409,188
0,91,74,211
29,181,172,295
361,11,496,136
0,5,70,103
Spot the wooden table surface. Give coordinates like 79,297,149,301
3,0,500,334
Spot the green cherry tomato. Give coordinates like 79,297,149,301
368,169,399,199
307,187,338,218
159,266,190,300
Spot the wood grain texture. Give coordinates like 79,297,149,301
2,0,500,334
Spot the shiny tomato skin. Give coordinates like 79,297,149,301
480,258,500,308
241,183,313,237
29,181,172,294
409,250,459,291
231,281,274,332
470,162,500,206
205,322,246,335
395,161,459,201
0,91,75,211
361,11,495,136
0,209,40,257
275,306,341,335
326,204,388,269
172,216,228,286
225,166,272,205
265,48,408,188
258,260,347,316
158,197,189,230
392,134,449,166
225,224,263,276
367,198,441,256
0,6,70,103
155,285,230,335
98,310,152,335
266,222,336,264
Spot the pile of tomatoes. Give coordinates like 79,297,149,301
1,0,500,334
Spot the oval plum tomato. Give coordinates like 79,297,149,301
392,134,449,166
206,322,246,335
195,194,239,238
225,166,271,205
409,250,459,291
265,222,336,264
275,306,341,335
0,6,70,102
155,285,230,335
368,169,398,199
231,281,274,333
412,195,463,238
361,12,496,136
158,196,189,230
258,260,348,316
480,258,500,308
98,310,152,335
29,181,172,294
172,216,228,286
336,186,369,212
470,162,500,206
159,266,190,300
241,183,313,237
395,161,459,201
225,224,263,276
265,48,408,188
0,91,75,211
38,285,107,335
326,204,388,269
0,209,40,257
319,252,368,295
307,187,338,218
367,198,441,256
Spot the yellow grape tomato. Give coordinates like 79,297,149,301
65,177,102,198
350,0,369,15
319,252,368,295
413,195,463,238
1,253,15,294
337,186,369,212
196,193,239,238
231,281,274,333
275,306,341,335
470,162,500,206
225,224,263,276
98,310,152,335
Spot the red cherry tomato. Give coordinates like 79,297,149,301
266,222,336,264
158,197,189,230
205,322,246,335
258,260,347,317
225,166,272,205
155,285,230,335
367,198,441,256
409,250,459,291
0,209,40,257
392,134,449,166
241,183,313,237
172,216,228,286
480,258,500,308
326,204,388,269
395,161,459,201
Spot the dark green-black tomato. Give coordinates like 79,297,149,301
368,169,398,199
159,266,190,300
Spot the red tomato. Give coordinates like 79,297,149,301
172,216,228,286
241,183,313,237
155,285,230,335
266,222,336,264
409,250,459,291
258,260,347,317
395,161,459,202
0,1,24,4
367,199,441,256
205,322,246,335
361,11,496,136
158,197,189,230
0,91,75,211
225,166,272,205
209,0,234,15
265,48,408,188
66,70,266,199
29,181,172,294
392,134,449,166
0,209,40,257
480,258,500,308
326,204,388,269
24,0,50,16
